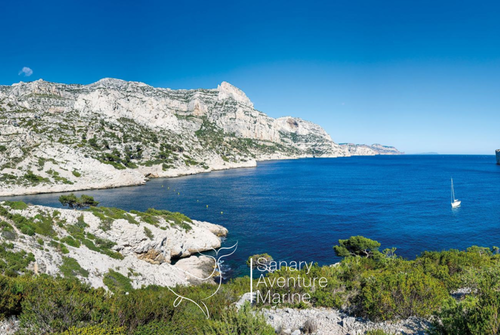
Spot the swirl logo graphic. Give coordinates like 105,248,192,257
167,241,238,318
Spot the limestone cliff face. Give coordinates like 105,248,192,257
496,149,500,165
0,78,400,195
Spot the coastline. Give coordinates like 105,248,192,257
0,153,384,197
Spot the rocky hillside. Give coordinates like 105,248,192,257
339,143,403,156
496,149,500,164
0,200,227,288
0,78,401,196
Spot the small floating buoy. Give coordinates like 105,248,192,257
220,211,223,215
197,200,199,202
168,187,170,189
162,185,164,188
206,205,209,208
177,192,180,195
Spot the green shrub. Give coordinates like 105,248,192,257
144,227,154,239
207,303,275,335
59,257,89,279
360,268,448,320
17,276,110,334
0,221,16,241
366,330,392,335
334,235,382,259
103,270,133,294
89,207,138,225
61,236,81,248
429,268,500,335
23,170,49,184
3,201,28,210
57,324,126,335
0,206,56,237
0,243,35,276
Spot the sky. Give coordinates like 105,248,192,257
1,0,499,154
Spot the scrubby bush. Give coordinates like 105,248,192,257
206,303,275,335
360,267,448,320
429,268,500,335
59,194,99,209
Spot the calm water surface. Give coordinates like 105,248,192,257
4,155,500,277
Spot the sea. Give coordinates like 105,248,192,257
3,155,500,278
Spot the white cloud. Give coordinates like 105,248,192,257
18,67,33,77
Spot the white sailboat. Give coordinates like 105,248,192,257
451,178,461,208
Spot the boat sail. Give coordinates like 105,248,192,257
451,178,461,208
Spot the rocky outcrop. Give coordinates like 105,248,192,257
0,79,400,196
0,201,227,288
339,143,403,156
496,149,500,165
263,307,430,335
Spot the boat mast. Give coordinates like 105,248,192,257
451,178,455,202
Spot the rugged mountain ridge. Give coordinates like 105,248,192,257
0,78,401,196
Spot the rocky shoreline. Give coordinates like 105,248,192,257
0,158,258,197
0,202,227,288
0,78,401,198
263,307,430,335
0,152,400,197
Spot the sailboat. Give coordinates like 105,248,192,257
451,178,461,208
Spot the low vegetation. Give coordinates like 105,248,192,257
1,197,498,334
0,275,272,334
252,236,500,334
59,194,99,209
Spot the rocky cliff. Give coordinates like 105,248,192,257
0,78,401,196
339,143,403,156
0,201,226,288
496,149,500,165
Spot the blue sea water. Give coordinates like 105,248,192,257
4,155,500,278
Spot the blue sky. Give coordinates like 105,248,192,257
1,0,499,154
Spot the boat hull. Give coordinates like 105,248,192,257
451,200,461,208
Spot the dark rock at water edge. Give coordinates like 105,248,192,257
496,149,500,165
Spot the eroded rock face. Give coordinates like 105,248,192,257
0,78,400,196
496,149,500,165
0,202,227,288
